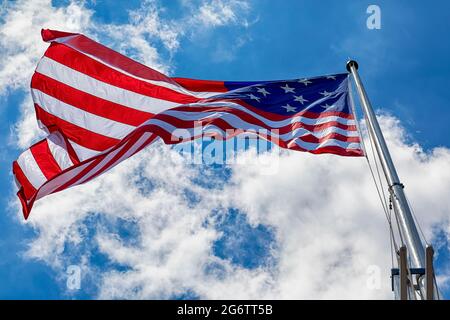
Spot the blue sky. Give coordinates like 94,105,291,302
0,0,449,299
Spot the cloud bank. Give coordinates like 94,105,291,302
3,0,450,299
13,114,450,299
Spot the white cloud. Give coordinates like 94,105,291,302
96,0,180,74
224,115,450,299
0,0,94,148
4,0,449,300
2,0,254,147
14,115,450,299
9,94,46,149
178,0,251,28
0,0,93,95
197,0,244,27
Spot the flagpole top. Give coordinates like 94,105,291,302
346,60,359,72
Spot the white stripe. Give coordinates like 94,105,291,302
47,132,74,170
17,149,47,189
173,101,356,127
36,120,50,134
54,39,221,99
36,57,180,114
32,89,135,140
49,35,78,43
69,140,102,161
35,159,94,201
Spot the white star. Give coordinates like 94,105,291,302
257,87,270,97
282,104,297,112
248,94,261,102
280,84,295,93
298,78,312,86
321,103,333,109
319,90,332,97
293,95,308,104
326,75,336,80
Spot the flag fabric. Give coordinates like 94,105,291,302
12,29,363,219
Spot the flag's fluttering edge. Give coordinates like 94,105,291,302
12,29,363,219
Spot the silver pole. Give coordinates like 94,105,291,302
346,60,425,270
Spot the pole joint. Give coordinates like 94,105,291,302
388,182,405,191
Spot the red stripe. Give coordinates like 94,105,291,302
18,188,33,220
289,144,364,157
32,72,154,127
58,134,80,165
203,129,360,149
41,29,77,42
43,43,200,105
172,77,228,93
35,104,120,151
42,29,177,85
12,161,37,200
30,139,62,180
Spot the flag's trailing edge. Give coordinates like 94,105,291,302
12,29,364,219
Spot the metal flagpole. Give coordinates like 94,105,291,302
346,60,431,297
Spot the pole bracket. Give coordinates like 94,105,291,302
426,245,435,300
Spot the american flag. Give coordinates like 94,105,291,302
13,29,363,219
